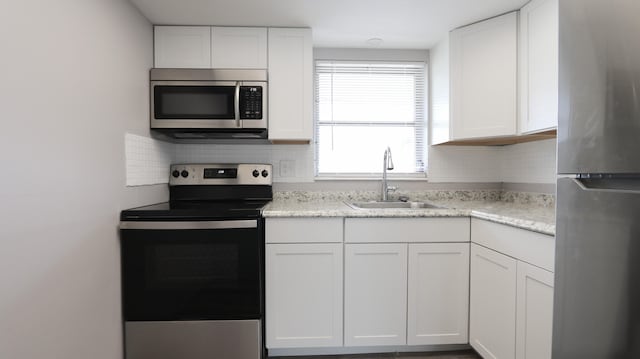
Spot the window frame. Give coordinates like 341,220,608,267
313,59,428,179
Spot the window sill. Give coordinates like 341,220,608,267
315,175,429,182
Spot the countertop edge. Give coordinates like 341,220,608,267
262,203,555,236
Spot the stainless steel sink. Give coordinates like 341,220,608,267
346,201,444,210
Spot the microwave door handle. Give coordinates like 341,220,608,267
234,82,241,128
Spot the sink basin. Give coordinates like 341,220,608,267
346,201,444,210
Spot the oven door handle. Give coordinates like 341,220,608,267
119,220,258,230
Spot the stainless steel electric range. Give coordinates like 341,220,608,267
119,163,272,359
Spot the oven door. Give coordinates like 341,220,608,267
120,219,263,321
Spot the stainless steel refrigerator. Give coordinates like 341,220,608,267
554,0,640,357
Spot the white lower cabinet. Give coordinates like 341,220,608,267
266,217,472,353
408,243,470,345
265,243,343,348
469,219,555,359
343,218,471,348
470,243,517,359
515,261,554,359
344,243,408,346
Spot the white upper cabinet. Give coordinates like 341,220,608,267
430,36,453,145
519,0,559,134
431,12,519,144
154,26,312,142
211,27,267,69
154,26,267,69
154,26,211,68
450,11,518,140
267,28,313,142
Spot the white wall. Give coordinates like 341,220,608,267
0,1,157,358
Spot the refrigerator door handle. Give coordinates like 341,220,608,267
574,177,640,193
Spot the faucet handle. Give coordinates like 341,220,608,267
387,186,398,193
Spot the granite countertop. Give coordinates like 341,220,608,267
262,190,556,236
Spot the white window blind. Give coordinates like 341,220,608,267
315,61,426,176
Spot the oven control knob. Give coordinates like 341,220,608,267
172,170,180,178
261,170,269,178
252,170,260,177
181,170,189,178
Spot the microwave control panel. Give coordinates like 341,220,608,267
239,86,263,119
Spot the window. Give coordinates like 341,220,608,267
315,61,426,177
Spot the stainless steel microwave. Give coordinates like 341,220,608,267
150,68,267,139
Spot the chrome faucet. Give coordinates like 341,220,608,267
381,147,397,201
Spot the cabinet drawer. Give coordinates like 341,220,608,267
266,218,343,243
471,219,555,272
345,217,470,243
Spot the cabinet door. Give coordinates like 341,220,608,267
450,12,518,140
407,243,469,345
211,27,267,69
516,261,554,359
154,26,211,68
265,243,343,348
470,243,517,359
344,243,407,346
267,28,313,141
519,0,559,134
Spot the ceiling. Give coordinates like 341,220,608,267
130,0,529,49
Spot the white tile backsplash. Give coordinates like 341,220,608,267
173,143,315,182
125,133,172,186
427,145,503,182
500,139,557,184
126,135,556,185
427,138,557,184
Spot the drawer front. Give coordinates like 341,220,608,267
345,217,470,243
471,219,555,272
266,218,343,243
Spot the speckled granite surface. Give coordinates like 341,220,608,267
262,190,555,236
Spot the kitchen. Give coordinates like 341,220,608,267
1,1,636,359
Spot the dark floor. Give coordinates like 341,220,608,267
269,350,481,359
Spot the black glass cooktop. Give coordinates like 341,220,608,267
120,200,270,221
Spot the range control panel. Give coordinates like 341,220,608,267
169,163,272,186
